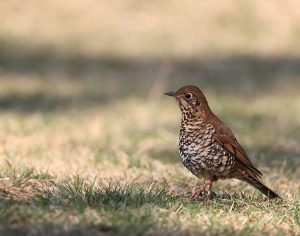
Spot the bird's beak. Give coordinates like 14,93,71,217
164,91,177,97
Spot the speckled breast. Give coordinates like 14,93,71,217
179,121,236,180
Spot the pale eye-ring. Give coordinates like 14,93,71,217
185,93,193,100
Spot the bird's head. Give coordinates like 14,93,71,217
164,85,210,119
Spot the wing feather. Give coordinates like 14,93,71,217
211,118,262,179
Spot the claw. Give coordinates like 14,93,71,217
190,186,205,200
189,180,216,200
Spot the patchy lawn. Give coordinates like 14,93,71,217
1,0,300,235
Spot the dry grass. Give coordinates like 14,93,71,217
0,0,300,235
1,0,300,57
0,79,299,235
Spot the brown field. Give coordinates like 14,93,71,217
0,0,300,235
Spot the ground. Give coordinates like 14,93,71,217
0,0,300,235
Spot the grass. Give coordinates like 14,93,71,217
0,173,299,235
0,0,300,235
0,89,299,235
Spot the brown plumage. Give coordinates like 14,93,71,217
165,85,281,199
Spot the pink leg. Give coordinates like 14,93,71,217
190,180,216,200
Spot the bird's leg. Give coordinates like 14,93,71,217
207,181,214,199
190,180,216,200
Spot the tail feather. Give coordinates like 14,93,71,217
240,175,281,199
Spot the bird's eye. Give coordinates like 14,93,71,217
185,93,192,100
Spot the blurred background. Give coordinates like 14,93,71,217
1,0,300,102
0,0,299,179
0,1,300,234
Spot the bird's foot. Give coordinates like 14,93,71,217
190,189,216,201
190,180,216,201
190,185,206,200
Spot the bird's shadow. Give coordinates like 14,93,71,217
188,190,283,203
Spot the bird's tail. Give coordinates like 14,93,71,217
239,174,281,199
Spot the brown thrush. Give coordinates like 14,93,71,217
165,85,281,199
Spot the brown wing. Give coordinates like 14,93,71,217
210,117,262,179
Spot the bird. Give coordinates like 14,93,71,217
164,85,281,200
